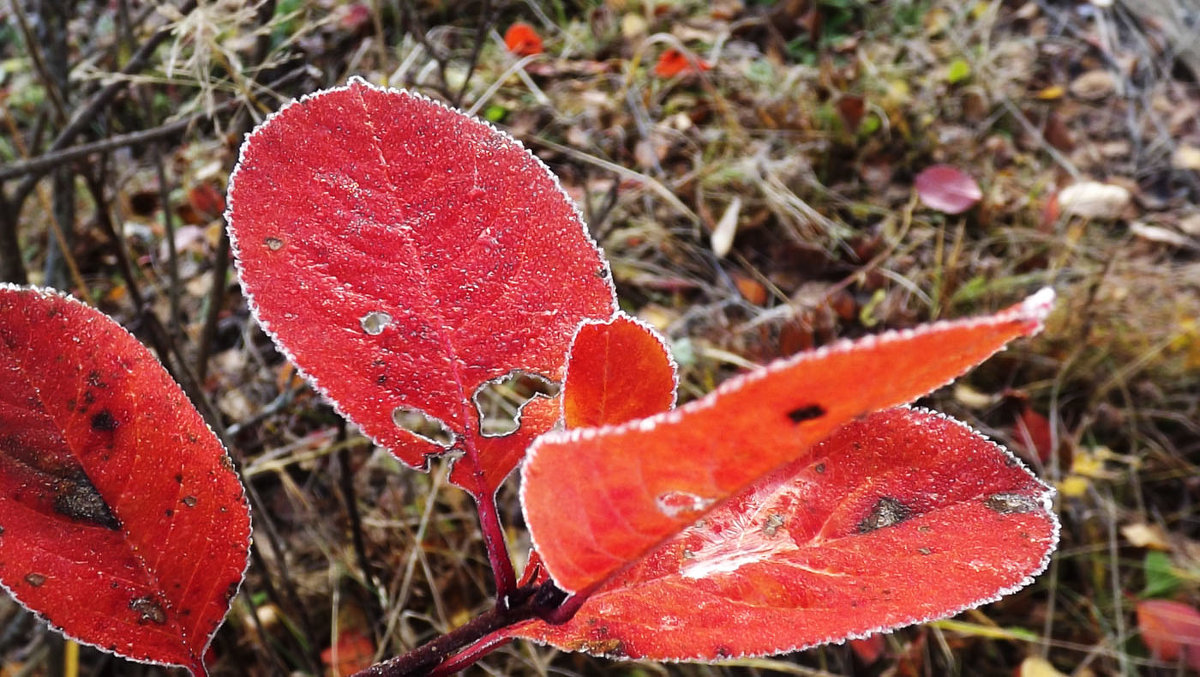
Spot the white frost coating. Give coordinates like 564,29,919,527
223,76,619,472
0,284,253,677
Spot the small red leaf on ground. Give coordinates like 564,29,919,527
654,49,711,78
0,285,250,676
522,288,1054,594
321,629,376,676
563,313,676,429
512,408,1056,659
504,22,543,56
226,79,616,495
1015,404,1054,464
1137,599,1200,670
915,165,982,214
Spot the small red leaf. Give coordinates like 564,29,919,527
563,313,676,428
914,165,982,215
1137,599,1200,670
512,408,1056,659
653,49,711,78
0,285,250,676
226,78,616,495
504,22,543,57
321,629,376,676
522,289,1054,595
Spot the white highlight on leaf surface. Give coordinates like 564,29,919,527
655,490,715,519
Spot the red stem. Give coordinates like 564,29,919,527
353,578,574,676
473,489,517,604
426,632,513,676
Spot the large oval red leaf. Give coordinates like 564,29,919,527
1137,599,1200,670
521,289,1054,594
563,313,677,429
226,78,616,493
0,285,250,676
512,408,1056,660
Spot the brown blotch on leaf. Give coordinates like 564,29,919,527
25,573,45,587
130,596,167,625
90,410,118,432
55,473,121,530
787,404,826,424
857,497,912,533
985,492,1041,514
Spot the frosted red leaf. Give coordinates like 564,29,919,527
914,165,982,214
226,78,616,495
563,313,677,429
522,288,1055,594
1137,599,1200,670
512,408,1056,660
0,285,250,676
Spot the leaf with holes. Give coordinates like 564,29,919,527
226,78,616,495
517,290,1057,661
0,285,250,676
513,407,1055,659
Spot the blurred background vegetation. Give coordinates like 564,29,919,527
2,0,1199,675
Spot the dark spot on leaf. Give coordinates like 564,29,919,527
715,646,732,658
787,404,826,424
174,473,183,484
165,509,174,517
225,581,240,602
54,473,121,530
86,370,105,388
857,497,912,533
0,525,4,535
181,496,198,508
814,462,826,474
91,410,118,432
985,493,1041,514
25,573,45,587
130,596,167,625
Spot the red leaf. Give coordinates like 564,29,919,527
226,78,615,495
653,49,711,78
522,288,1054,595
504,22,543,57
321,629,376,676
512,408,1056,659
1137,599,1200,670
0,285,250,675
563,313,676,428
914,165,982,215
849,634,887,664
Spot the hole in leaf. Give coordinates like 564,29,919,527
473,371,559,437
391,407,455,448
359,310,393,335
